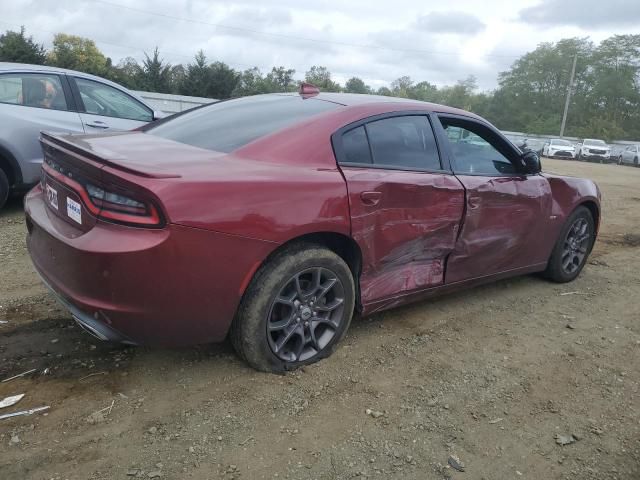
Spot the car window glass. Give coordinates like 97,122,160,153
75,77,152,122
147,95,339,153
342,126,372,164
365,116,441,170
441,119,517,175
0,73,68,110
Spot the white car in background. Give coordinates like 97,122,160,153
617,145,639,167
0,62,164,209
543,139,576,159
578,139,612,163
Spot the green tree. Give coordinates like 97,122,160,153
585,35,640,139
264,66,296,92
0,27,46,64
408,81,439,102
48,33,110,76
207,61,239,99
135,48,173,93
180,51,212,97
344,77,370,94
305,66,341,92
110,57,141,89
491,38,594,134
390,76,414,97
232,67,267,97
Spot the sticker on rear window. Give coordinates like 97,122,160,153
67,197,82,224
46,184,58,210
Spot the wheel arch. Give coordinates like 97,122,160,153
579,200,600,235
243,231,364,313
0,143,22,187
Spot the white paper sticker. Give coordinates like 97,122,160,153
66,197,82,224
46,184,58,210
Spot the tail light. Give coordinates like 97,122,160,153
42,162,164,228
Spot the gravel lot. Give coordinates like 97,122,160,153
1,158,639,480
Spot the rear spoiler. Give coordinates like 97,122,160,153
39,132,178,179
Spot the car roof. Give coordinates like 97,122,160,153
0,62,152,108
278,92,484,120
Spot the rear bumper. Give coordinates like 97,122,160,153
37,270,137,344
25,185,276,347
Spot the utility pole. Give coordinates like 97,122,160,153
559,53,578,138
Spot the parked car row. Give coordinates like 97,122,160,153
509,135,639,167
0,62,164,209
617,144,639,167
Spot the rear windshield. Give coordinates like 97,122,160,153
145,95,340,152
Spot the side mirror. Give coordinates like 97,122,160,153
521,150,541,174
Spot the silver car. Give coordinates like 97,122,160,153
617,145,639,167
0,63,163,209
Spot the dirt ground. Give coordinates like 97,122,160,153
1,158,639,480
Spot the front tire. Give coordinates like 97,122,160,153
0,169,9,210
544,206,595,283
230,244,355,373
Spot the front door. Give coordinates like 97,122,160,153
435,115,553,284
333,114,465,304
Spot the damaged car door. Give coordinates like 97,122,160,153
436,114,553,284
333,113,465,304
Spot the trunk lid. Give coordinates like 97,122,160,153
41,131,224,179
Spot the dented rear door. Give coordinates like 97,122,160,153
333,114,465,305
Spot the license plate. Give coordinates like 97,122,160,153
46,184,58,210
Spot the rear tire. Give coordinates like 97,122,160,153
544,206,595,283
0,169,9,210
230,243,355,373
635,157,639,167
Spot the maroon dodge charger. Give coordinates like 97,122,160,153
25,86,600,372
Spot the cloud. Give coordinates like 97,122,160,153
519,0,640,28
1,0,635,91
414,11,485,35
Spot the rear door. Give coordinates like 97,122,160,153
69,76,153,131
0,72,84,184
435,114,553,284
333,113,465,304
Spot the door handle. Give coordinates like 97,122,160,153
86,121,109,129
360,191,382,206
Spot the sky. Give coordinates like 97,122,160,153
2,0,639,91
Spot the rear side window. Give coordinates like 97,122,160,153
339,115,441,170
146,95,340,153
342,126,372,164
367,116,441,170
0,73,68,110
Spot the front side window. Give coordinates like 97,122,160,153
441,117,518,175
75,77,152,122
0,73,68,110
